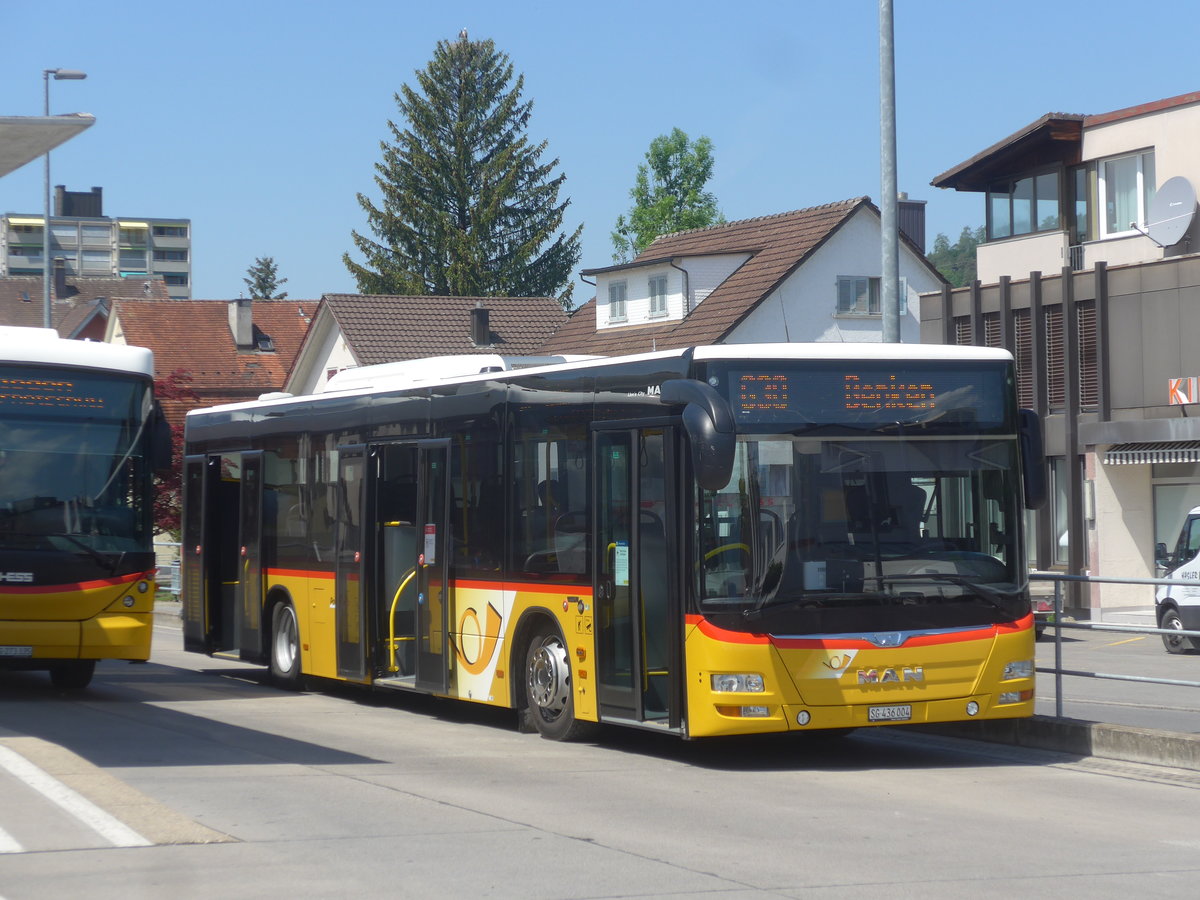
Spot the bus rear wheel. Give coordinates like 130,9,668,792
50,660,95,690
524,630,592,741
270,601,304,689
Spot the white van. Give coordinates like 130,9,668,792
1154,506,1200,653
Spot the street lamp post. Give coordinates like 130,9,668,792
42,68,87,330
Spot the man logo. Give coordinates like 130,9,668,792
857,666,924,684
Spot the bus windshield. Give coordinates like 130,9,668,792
0,365,153,554
696,433,1028,634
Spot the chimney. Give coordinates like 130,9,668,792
897,194,927,254
228,298,254,348
470,302,491,347
53,258,68,301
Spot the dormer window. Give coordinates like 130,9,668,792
608,281,627,322
986,170,1060,241
649,274,668,317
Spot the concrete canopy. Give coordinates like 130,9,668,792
0,114,95,178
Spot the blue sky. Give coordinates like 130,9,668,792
5,1,1199,304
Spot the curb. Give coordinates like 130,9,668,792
917,715,1200,771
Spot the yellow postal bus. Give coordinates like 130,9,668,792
181,344,1045,739
0,327,166,689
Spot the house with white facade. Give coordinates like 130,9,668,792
540,197,943,356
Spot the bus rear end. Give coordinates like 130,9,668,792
0,329,159,689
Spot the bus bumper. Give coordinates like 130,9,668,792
688,695,1035,737
0,612,151,662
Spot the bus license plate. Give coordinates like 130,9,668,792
0,646,33,657
868,704,912,722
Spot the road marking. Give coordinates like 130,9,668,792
1105,636,1148,647
0,823,23,854
0,744,152,848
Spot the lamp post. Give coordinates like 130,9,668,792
42,68,87,330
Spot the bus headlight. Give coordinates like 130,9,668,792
1003,660,1034,680
711,673,765,693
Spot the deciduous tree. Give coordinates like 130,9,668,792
611,128,723,262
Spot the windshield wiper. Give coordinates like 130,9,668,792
50,533,119,573
870,572,1013,613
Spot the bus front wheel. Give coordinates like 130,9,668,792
524,630,592,741
270,601,304,689
50,660,95,690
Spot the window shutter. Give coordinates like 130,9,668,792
1078,300,1097,410
1014,309,1033,409
954,316,972,345
1045,306,1064,410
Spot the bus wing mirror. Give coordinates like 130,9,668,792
660,379,735,491
1018,408,1046,511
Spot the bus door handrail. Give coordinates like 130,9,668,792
387,567,417,673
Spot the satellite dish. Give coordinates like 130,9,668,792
1144,176,1196,248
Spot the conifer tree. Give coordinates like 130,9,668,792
243,256,288,299
345,32,581,307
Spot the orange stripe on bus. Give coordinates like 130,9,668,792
0,569,152,595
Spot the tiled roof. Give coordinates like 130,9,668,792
111,298,318,427
322,294,568,365
539,198,870,356
0,274,169,330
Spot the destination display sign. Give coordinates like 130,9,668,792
0,375,106,412
726,363,1009,428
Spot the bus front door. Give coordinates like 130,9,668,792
415,442,451,692
182,453,243,655
593,427,680,730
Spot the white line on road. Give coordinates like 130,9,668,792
0,745,152,849
0,822,23,854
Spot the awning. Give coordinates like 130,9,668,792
1104,441,1200,465
0,114,95,179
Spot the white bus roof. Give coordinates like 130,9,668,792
186,342,1015,419
0,326,154,378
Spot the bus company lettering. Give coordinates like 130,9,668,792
857,666,924,684
0,572,34,583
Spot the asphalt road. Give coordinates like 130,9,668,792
1035,622,1200,732
1,605,1200,898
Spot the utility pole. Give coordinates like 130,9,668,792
879,0,901,343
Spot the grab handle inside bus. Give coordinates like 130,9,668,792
660,379,735,491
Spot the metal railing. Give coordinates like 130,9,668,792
1030,571,1200,718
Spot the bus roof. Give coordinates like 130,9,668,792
186,342,1014,419
0,326,154,378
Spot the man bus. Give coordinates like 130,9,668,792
182,344,1044,739
0,327,167,689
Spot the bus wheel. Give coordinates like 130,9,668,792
270,601,304,689
524,630,592,741
1161,608,1194,654
50,660,95,690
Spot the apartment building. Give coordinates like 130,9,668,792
926,89,1200,616
1,186,191,299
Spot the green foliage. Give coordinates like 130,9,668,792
243,257,288,299
345,32,582,308
612,128,724,262
928,226,984,288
